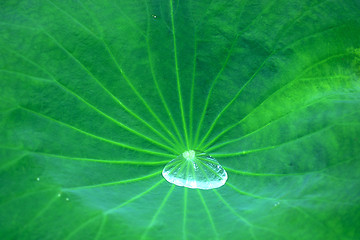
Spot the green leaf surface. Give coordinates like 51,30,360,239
1,0,360,239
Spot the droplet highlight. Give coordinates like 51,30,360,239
162,150,228,190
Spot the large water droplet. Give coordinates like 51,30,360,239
162,150,228,190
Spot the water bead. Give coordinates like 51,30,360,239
162,150,228,190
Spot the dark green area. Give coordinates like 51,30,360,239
1,0,360,239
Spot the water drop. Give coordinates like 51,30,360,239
65,197,69,201
57,193,61,197
36,177,40,181
162,150,228,190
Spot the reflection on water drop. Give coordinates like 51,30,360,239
36,177,40,181
162,150,227,190
65,197,69,201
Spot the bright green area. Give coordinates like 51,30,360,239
1,0,360,239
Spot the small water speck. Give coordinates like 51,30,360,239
152,14,157,19
274,202,280,207
57,193,61,197
36,177,40,181
65,197,69,201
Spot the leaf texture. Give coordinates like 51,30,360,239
1,0,360,239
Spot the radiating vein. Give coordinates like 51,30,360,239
205,91,351,152
224,166,302,177
63,213,103,240
7,55,177,156
170,0,189,148
223,156,355,177
0,69,52,83
21,106,174,158
0,188,54,208
213,189,281,239
209,97,359,158
189,0,215,25
63,180,164,240
194,0,277,148
94,215,107,240
0,153,27,171
77,0,176,146
14,67,175,153
284,202,341,239
141,185,176,240
197,52,274,148
4,46,177,155
226,182,276,200
189,29,197,149
45,0,101,39
31,151,171,165
76,1,105,39
144,0,185,148
212,189,253,226
101,40,180,149
272,0,331,49
112,1,146,37
200,51,352,150
197,22,350,149
197,190,219,239
16,194,58,238
210,145,275,158
322,172,358,182
64,170,161,191
25,16,178,151
105,179,165,214
193,34,240,147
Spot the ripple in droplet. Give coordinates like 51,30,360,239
162,150,228,190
